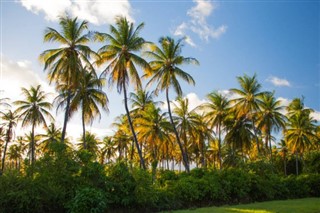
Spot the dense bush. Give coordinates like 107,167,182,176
1,156,319,213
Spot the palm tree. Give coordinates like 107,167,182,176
95,16,150,169
257,92,286,162
285,109,316,175
1,110,19,172
77,131,101,158
40,16,99,143
68,70,108,148
14,85,53,165
39,123,62,154
135,103,172,178
99,136,116,164
130,88,156,115
200,91,230,169
225,113,254,161
145,37,199,172
230,74,265,153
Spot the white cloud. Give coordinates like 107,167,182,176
173,0,227,46
0,55,55,104
19,0,134,25
267,76,291,87
161,92,206,112
311,111,320,122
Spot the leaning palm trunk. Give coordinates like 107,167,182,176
123,82,146,170
61,90,71,143
166,88,190,173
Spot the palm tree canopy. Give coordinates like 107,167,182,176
230,74,265,117
40,16,99,88
14,85,53,128
95,16,151,93
68,70,109,124
145,36,199,96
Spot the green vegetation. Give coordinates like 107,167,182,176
0,15,319,212
171,198,320,213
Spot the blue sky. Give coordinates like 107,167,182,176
0,0,319,139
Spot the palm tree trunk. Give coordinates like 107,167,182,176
61,90,71,143
218,123,222,170
123,82,146,170
295,151,299,175
284,151,287,176
252,118,260,154
82,109,86,149
31,121,36,166
166,88,190,173
1,124,12,173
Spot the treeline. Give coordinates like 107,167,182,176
0,145,319,213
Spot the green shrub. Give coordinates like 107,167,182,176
68,187,107,213
107,162,136,207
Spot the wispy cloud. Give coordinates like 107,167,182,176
173,0,227,47
19,0,134,25
267,76,291,87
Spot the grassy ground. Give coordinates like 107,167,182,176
168,198,320,213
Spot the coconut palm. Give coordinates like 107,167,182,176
135,103,172,177
130,89,156,116
199,91,230,169
14,85,53,165
257,92,286,161
145,37,199,172
1,110,19,172
95,16,150,169
285,108,316,175
68,70,108,148
39,123,62,154
99,136,116,164
225,113,254,161
40,16,99,143
230,74,265,153
77,131,101,160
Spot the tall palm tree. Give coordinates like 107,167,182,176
145,37,199,172
68,70,108,148
14,85,53,165
257,92,286,161
199,91,230,169
130,88,156,115
1,110,19,172
230,74,265,153
95,16,150,169
40,16,99,143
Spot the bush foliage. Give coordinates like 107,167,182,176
0,149,319,213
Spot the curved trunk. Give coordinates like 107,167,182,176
123,82,146,169
61,90,71,143
166,88,190,173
